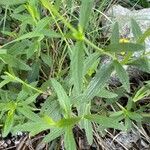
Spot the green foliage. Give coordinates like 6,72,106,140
105,43,145,52
79,0,93,31
0,0,27,6
113,60,130,92
131,19,142,41
111,22,119,44
71,41,85,95
82,62,114,102
0,0,149,149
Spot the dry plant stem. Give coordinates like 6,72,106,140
106,130,129,150
93,123,108,150
16,135,28,150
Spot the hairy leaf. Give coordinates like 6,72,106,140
64,127,76,150
79,0,93,31
24,93,39,105
83,52,100,76
138,27,150,43
0,54,31,71
0,0,27,5
13,122,50,136
105,43,145,52
82,62,114,102
51,79,71,117
96,88,118,98
127,57,150,73
41,53,52,67
2,110,14,137
111,22,119,44
71,41,84,94
113,60,130,92
131,19,142,41
17,106,41,122
57,117,81,127
43,128,64,143
85,114,124,130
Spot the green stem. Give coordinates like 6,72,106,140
5,72,43,93
84,38,115,59
41,0,115,59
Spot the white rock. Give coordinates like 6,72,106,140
104,5,150,58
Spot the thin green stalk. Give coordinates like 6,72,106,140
40,0,115,59
41,0,72,55
5,72,43,93
40,0,76,33
84,38,115,59
3,5,8,32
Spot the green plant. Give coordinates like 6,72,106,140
0,0,150,149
